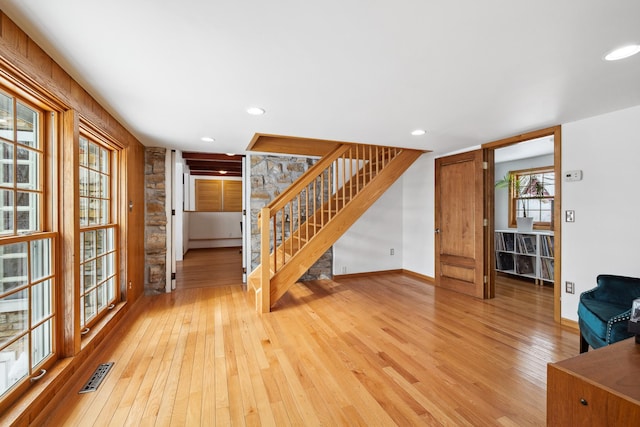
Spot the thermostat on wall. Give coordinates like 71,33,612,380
564,170,583,182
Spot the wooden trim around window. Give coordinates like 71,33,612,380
507,165,555,230
61,110,80,356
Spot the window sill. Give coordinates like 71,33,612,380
0,299,138,426
80,301,128,352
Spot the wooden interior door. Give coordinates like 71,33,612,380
435,149,487,298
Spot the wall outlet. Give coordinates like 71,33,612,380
565,281,575,294
390,248,394,255
565,210,575,222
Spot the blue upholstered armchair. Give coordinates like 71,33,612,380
577,274,640,353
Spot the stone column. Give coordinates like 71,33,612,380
144,147,167,294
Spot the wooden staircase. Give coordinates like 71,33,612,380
247,143,423,313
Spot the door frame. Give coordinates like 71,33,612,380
483,125,562,323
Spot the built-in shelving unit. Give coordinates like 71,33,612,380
495,230,554,284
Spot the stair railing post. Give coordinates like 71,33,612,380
260,206,271,313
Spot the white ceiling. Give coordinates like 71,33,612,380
494,136,554,163
1,1,639,156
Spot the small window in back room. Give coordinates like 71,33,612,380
508,166,555,229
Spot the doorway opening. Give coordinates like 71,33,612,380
170,152,247,290
485,126,561,322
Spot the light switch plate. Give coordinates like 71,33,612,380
566,281,575,294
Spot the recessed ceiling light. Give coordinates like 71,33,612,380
226,153,235,156
411,129,426,136
247,107,266,115
604,44,640,61
201,136,215,142
219,170,228,175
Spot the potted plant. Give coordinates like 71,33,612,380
495,173,548,231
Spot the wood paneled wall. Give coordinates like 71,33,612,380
0,12,139,148
0,11,147,425
126,141,146,302
0,11,146,300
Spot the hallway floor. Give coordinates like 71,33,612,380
175,247,243,289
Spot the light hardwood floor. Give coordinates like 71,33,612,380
175,248,243,289
44,273,577,426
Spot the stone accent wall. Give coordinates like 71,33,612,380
0,312,24,342
250,154,333,281
145,147,167,294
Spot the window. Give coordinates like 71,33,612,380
0,94,42,235
78,135,118,329
508,167,555,229
0,90,55,400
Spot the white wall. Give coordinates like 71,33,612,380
402,153,435,277
561,104,640,321
187,211,243,248
494,154,554,230
182,172,190,255
332,152,436,278
165,151,173,292
332,152,434,279
173,154,185,261
333,177,404,275
185,175,243,250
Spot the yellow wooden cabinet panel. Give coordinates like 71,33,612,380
195,179,222,211
223,180,242,212
195,179,242,212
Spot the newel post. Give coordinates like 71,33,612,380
259,207,271,313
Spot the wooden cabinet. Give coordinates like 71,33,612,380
547,338,640,426
194,179,242,212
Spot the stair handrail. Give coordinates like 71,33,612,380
267,143,352,215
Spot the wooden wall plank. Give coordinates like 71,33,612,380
126,142,146,302
26,38,51,76
0,12,141,149
0,13,28,56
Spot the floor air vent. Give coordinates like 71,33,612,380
79,362,114,394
